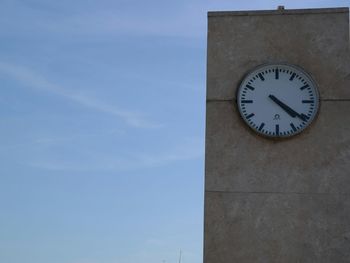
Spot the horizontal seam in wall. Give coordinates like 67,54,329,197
206,99,350,102
206,190,350,195
322,99,350,101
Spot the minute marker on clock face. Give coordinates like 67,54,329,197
237,63,319,138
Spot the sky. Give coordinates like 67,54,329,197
0,1,348,263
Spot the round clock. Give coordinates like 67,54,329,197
237,63,320,138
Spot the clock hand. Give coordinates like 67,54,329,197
268,95,308,122
296,113,309,122
268,94,297,117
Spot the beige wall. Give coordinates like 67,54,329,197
204,7,350,263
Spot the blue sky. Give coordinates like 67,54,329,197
0,1,348,263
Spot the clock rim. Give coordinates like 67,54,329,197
235,62,321,139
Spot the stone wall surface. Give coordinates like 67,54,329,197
204,7,350,263
206,8,350,100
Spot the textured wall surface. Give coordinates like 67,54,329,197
204,7,350,263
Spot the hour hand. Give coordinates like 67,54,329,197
268,95,308,122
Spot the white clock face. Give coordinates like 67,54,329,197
237,63,319,138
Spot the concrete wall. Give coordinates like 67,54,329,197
204,7,350,263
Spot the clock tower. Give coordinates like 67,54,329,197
204,7,350,262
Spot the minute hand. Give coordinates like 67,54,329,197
268,95,308,121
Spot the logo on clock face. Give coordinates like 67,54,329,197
273,114,280,120
236,63,320,138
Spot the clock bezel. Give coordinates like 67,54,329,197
236,63,321,139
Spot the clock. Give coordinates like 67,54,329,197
237,63,320,138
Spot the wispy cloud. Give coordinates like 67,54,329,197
68,8,204,39
135,137,203,167
26,137,204,172
0,62,161,128
0,1,206,39
1,128,124,152
3,0,348,41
